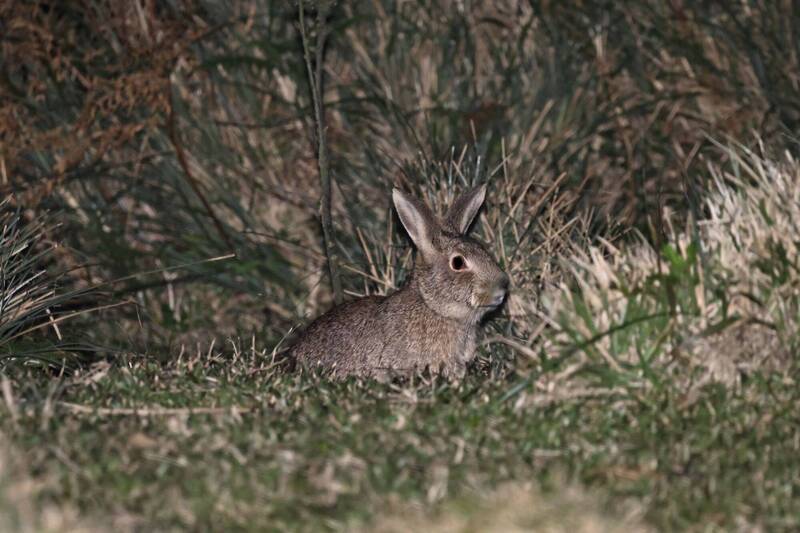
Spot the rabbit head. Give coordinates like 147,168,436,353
392,184,509,324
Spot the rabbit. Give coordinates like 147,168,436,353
290,184,509,380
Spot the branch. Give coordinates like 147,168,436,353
58,402,253,417
167,87,235,253
299,0,343,304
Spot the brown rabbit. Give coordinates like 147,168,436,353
291,184,509,379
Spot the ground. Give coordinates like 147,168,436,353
2,347,798,531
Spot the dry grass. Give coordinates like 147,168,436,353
533,142,800,401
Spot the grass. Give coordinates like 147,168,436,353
3,1,800,531
2,346,798,531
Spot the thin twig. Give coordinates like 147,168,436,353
1,300,135,347
166,86,235,252
299,0,343,304
483,327,547,360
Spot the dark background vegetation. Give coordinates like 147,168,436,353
2,1,800,530
3,0,799,356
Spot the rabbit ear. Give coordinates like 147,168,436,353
393,188,438,258
444,184,486,234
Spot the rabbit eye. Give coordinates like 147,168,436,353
450,255,467,271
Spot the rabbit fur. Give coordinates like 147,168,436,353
291,184,509,379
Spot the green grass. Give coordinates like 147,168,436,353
2,347,798,531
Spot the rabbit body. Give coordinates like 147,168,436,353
291,184,508,379
291,277,478,379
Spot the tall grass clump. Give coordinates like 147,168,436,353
0,206,55,351
541,142,800,394
0,205,93,366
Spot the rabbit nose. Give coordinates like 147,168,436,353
488,274,509,306
498,273,510,293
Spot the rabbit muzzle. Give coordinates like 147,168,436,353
475,272,509,309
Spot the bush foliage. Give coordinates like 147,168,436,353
3,1,800,347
